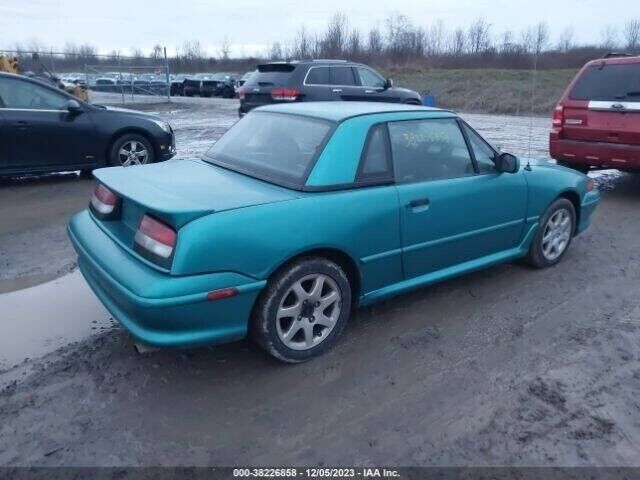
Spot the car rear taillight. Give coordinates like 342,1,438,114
134,215,176,266
237,87,246,100
90,184,120,219
271,87,299,101
552,105,564,129
587,179,596,191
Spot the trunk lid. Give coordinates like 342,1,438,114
93,158,298,229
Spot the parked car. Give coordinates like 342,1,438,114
201,73,238,98
550,54,640,172
182,76,202,97
170,75,187,96
0,72,176,176
237,60,422,116
68,102,599,363
236,70,256,97
237,70,255,88
93,77,118,92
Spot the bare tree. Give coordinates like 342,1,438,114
268,41,283,60
532,22,550,55
220,37,231,60
467,18,491,53
63,42,78,60
557,27,574,52
600,25,618,50
180,40,204,61
367,26,384,55
347,29,362,58
322,12,348,57
293,26,312,59
426,20,445,55
498,30,514,53
623,19,640,49
386,13,418,59
77,44,97,61
151,44,163,60
450,28,466,56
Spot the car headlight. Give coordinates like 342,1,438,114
151,119,172,133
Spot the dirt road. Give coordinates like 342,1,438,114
1,173,639,466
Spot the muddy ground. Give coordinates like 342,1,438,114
1,95,639,467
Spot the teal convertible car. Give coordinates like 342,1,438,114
68,102,600,362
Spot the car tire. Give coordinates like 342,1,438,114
109,133,155,167
251,256,352,363
525,198,576,268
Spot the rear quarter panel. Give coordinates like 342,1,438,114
171,186,403,297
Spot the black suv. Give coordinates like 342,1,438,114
237,60,422,116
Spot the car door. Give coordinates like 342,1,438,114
353,67,400,103
328,66,361,101
390,117,528,280
301,66,334,101
0,76,97,172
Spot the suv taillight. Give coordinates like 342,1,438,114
552,105,564,129
271,87,299,101
90,184,120,219
237,87,246,100
134,215,176,267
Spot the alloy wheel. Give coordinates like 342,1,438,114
118,140,149,166
541,208,572,261
275,274,341,351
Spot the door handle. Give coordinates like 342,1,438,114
407,198,430,210
364,89,375,94
332,88,343,93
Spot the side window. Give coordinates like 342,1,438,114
388,118,474,183
357,68,385,89
330,67,356,86
357,124,392,182
305,67,330,85
0,77,67,110
462,123,497,174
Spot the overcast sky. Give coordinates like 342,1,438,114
1,0,638,56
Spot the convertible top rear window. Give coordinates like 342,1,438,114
203,112,333,188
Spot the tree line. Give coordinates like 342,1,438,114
6,14,640,73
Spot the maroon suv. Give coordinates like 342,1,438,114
550,54,640,172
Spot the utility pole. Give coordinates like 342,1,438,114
164,47,170,103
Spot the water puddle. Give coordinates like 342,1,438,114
0,270,113,371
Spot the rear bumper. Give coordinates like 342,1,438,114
550,136,640,170
68,210,266,347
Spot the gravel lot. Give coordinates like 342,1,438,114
1,95,638,467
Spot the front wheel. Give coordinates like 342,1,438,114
109,134,154,167
251,256,352,363
526,198,576,268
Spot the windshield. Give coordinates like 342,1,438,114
204,112,333,187
570,63,640,101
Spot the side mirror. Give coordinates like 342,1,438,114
495,152,519,173
385,78,394,90
67,99,83,113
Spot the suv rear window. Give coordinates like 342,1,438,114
570,63,640,101
245,64,296,86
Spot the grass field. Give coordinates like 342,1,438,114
384,68,578,116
